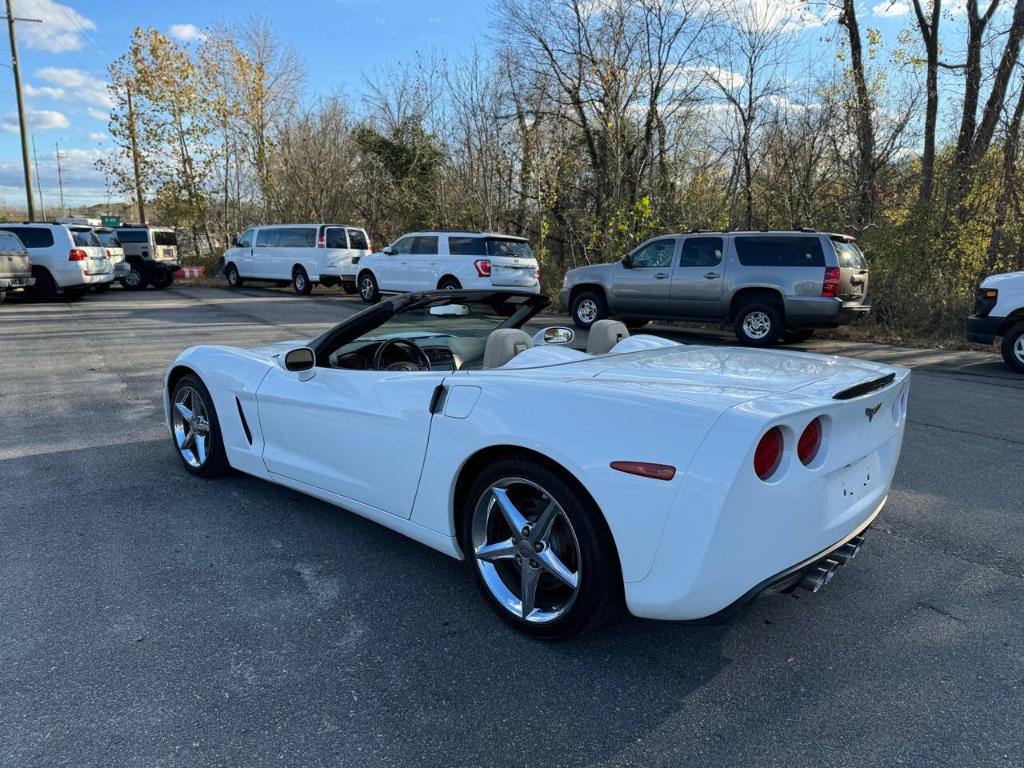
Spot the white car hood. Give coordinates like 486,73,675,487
980,271,1024,288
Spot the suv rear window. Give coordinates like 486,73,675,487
0,226,54,248
96,231,120,247
832,239,867,269
485,238,532,258
154,230,177,247
735,236,824,268
347,229,369,249
449,236,485,256
324,227,347,249
71,229,101,247
116,229,148,244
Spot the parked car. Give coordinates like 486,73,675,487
93,227,129,290
0,222,113,300
354,231,540,303
223,224,371,295
0,230,34,303
560,230,871,345
114,225,180,290
164,289,909,639
966,271,1024,373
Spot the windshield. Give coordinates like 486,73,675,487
154,230,177,246
486,238,532,258
832,239,867,269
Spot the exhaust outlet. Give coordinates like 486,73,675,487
798,566,834,593
831,543,860,565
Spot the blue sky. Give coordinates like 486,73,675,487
0,0,963,210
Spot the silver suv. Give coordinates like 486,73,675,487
560,231,870,345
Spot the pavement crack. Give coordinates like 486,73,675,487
907,417,1024,447
872,523,1024,583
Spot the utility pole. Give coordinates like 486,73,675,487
55,142,66,215
125,84,146,225
32,135,45,220
4,0,41,221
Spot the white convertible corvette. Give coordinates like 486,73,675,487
165,290,909,639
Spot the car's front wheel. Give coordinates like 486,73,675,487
358,271,380,304
462,456,618,640
225,264,243,289
734,301,783,346
170,375,230,477
570,290,608,330
1001,322,1024,373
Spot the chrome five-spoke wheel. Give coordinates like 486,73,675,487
471,477,582,625
173,385,211,468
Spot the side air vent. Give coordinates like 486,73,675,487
235,397,253,445
833,372,896,401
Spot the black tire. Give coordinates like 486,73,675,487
358,271,380,304
438,276,461,291
62,286,86,302
461,455,618,640
342,281,358,295
1001,322,1024,373
570,290,608,330
30,268,57,300
293,266,313,295
783,328,816,344
150,269,174,289
93,282,112,293
169,374,230,478
122,264,149,291
0,290,5,304
733,301,783,346
225,263,243,289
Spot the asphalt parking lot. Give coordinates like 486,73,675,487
2,285,1023,768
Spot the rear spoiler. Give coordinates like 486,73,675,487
832,373,896,400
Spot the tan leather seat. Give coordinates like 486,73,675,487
483,329,533,368
586,319,629,355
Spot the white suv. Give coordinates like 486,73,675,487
355,231,540,303
0,223,113,300
223,223,371,295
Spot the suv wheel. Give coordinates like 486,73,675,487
358,272,380,304
150,269,174,289
293,266,312,295
225,264,243,289
122,265,148,291
1001,322,1024,373
734,302,783,346
571,290,607,330
30,268,58,300
438,276,461,291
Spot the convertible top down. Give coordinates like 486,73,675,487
164,290,909,639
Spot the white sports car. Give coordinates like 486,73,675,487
164,290,910,639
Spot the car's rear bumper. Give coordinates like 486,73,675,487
785,296,871,326
966,313,1003,344
0,275,35,289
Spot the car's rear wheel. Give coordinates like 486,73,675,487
438,276,461,291
150,269,174,289
122,264,148,291
170,374,230,477
62,286,86,302
358,271,380,304
93,282,111,293
30,268,57,300
734,301,783,346
293,266,312,295
1001,322,1024,373
225,264,243,289
342,281,358,295
571,290,607,330
462,456,617,640
783,328,816,344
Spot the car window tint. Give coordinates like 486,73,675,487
485,238,532,258
71,229,101,247
390,237,415,254
238,229,254,248
832,239,867,269
347,229,369,249
680,237,723,268
735,236,825,267
411,236,438,255
255,229,276,247
630,238,675,268
325,227,347,249
449,236,485,256
115,229,148,244
276,228,315,247
153,230,177,246
0,232,22,251
96,231,119,247
0,226,55,249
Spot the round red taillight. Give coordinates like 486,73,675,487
797,418,822,466
754,427,783,480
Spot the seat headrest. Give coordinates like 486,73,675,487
483,329,534,369
586,319,630,355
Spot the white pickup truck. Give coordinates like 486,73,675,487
967,271,1024,373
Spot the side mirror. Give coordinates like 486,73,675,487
622,254,632,269
280,347,316,381
382,245,395,255
230,236,239,247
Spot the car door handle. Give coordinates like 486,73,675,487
654,272,669,280
704,272,720,279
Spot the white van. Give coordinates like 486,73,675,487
354,231,540,303
223,224,371,295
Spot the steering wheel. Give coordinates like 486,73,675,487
372,338,432,372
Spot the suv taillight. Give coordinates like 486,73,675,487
474,259,492,278
822,266,841,298
69,249,88,261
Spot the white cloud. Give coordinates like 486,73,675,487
2,108,69,132
873,1,910,17
36,67,113,108
718,0,837,33
87,107,109,121
0,146,111,205
87,132,107,142
14,0,97,53
169,23,208,43
24,84,67,99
